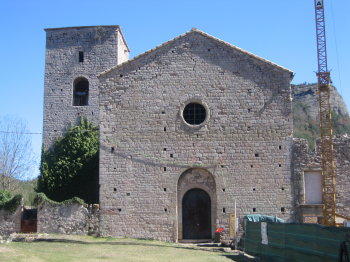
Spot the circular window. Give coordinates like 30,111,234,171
183,103,207,125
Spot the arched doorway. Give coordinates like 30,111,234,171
177,168,216,241
182,188,211,239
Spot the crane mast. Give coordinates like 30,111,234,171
314,0,336,226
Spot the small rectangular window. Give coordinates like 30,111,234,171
79,51,84,62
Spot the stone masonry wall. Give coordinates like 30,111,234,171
43,26,128,149
37,202,99,235
292,135,350,222
0,206,22,236
98,30,294,242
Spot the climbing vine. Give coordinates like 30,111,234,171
37,118,99,203
34,192,85,206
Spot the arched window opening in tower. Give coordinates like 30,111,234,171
73,78,89,106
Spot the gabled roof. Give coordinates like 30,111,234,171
191,28,292,73
99,28,292,77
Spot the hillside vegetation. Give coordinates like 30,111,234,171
292,83,350,150
10,179,37,206
16,179,37,206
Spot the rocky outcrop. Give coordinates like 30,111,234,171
292,83,349,120
292,83,350,149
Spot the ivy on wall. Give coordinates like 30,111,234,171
34,192,85,206
37,118,99,203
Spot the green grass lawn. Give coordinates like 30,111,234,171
0,235,255,262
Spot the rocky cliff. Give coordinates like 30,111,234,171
292,83,350,149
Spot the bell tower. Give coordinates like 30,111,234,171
42,25,129,149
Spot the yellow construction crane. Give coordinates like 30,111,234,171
313,0,336,226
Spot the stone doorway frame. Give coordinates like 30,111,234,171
177,168,216,241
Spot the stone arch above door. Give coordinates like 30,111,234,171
177,168,216,241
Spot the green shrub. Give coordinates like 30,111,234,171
37,118,99,203
34,192,84,206
0,189,12,203
0,194,22,213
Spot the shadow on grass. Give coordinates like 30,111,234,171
32,238,172,248
24,238,258,260
221,254,258,261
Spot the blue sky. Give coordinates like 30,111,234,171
1,0,349,178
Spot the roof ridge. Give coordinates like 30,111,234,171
98,29,194,77
189,28,292,73
98,28,292,77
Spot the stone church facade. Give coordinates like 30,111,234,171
42,25,350,242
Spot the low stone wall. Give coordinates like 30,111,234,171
37,202,99,236
0,206,22,236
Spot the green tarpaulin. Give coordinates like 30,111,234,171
243,220,350,262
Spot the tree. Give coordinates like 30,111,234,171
0,115,35,191
0,189,12,203
38,118,99,203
